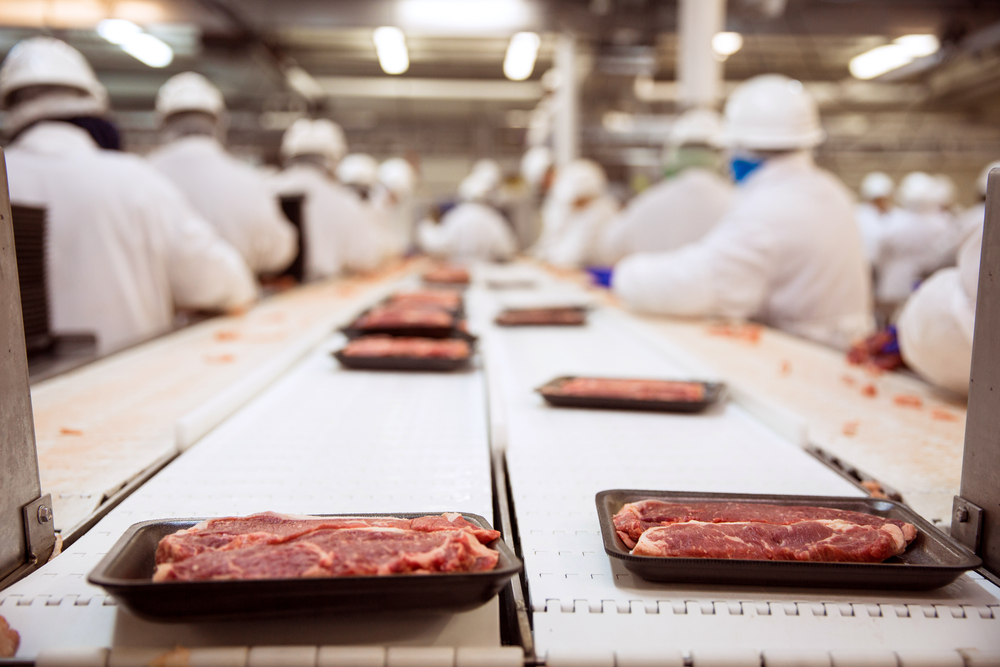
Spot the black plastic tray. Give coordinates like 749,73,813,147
495,307,588,327
596,490,981,590
332,348,472,372
88,513,521,622
537,376,725,413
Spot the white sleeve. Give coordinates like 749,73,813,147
612,208,772,318
152,177,257,310
417,219,452,257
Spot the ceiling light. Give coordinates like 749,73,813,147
849,34,940,80
503,32,540,81
373,26,409,75
397,0,532,35
712,32,743,58
97,18,142,45
120,32,174,68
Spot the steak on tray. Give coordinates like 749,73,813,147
496,308,586,326
342,336,470,360
154,512,501,581
551,378,706,402
354,306,455,329
387,290,463,311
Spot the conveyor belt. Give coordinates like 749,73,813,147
465,270,1000,664
1,331,498,659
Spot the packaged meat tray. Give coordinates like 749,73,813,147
385,289,464,314
495,307,587,327
596,490,980,590
89,512,521,621
333,335,474,371
342,305,473,340
537,376,724,413
423,265,470,286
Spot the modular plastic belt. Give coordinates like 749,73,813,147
0,333,499,660
464,271,1000,665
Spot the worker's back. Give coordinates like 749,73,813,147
5,122,256,353
418,201,516,262
149,136,297,275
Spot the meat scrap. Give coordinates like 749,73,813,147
842,421,859,437
612,500,916,560
495,308,586,326
341,336,470,360
0,616,18,659
707,323,762,344
894,395,923,409
154,512,500,582
548,378,706,403
354,306,455,330
931,409,959,422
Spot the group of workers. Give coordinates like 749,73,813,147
0,36,992,398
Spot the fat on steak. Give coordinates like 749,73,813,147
631,519,906,563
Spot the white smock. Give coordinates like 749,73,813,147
416,202,516,262
4,122,257,353
873,207,955,304
613,152,873,349
955,203,985,249
599,168,734,265
539,195,619,268
855,201,888,263
897,225,981,396
149,136,297,275
270,164,385,280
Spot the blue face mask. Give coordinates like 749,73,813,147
730,156,765,184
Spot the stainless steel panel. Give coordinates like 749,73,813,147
0,147,43,581
959,167,1000,579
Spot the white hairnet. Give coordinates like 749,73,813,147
896,172,941,212
378,157,417,197
860,172,894,201
336,153,380,187
551,159,607,203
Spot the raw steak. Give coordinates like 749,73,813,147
354,306,454,329
632,519,906,563
387,290,462,311
613,500,916,549
153,526,498,581
550,378,705,402
423,265,470,285
495,308,586,326
341,336,470,360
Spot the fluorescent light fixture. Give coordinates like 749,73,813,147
849,34,940,80
97,19,142,45
286,66,324,99
397,0,532,34
373,26,409,75
97,18,173,68
712,32,743,58
503,31,540,81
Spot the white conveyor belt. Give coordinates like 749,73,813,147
465,270,1000,665
1,333,498,660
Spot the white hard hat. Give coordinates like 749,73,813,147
551,159,607,203
717,74,825,151
458,171,497,202
896,172,941,212
933,174,956,208
156,72,225,118
471,158,502,184
378,157,417,197
336,153,380,187
521,146,553,188
669,108,722,148
977,160,1000,197
281,118,347,164
860,171,894,201
0,36,107,108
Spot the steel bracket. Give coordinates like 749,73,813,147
22,493,55,566
951,496,984,554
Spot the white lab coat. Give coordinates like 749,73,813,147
149,136,297,275
4,122,257,353
599,168,734,266
539,195,620,268
417,202,516,262
855,201,889,263
613,152,873,349
955,203,985,250
897,226,981,395
873,207,955,304
270,164,385,280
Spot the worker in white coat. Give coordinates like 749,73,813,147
271,119,385,280
337,153,402,257
855,171,894,263
598,108,735,266
417,165,516,262
375,157,418,253
0,37,256,354
535,159,619,268
613,74,872,349
873,171,955,310
149,72,297,276
897,224,982,395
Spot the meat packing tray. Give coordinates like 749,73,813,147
332,346,474,372
340,310,475,341
495,307,588,327
596,490,981,590
88,513,521,622
537,376,724,413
